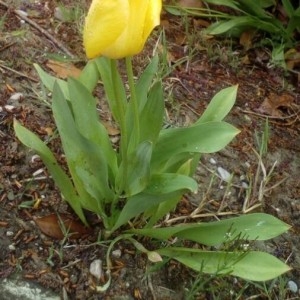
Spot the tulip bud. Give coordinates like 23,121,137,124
84,0,162,59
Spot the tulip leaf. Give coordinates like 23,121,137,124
206,16,280,36
136,55,159,111
13,120,87,225
112,191,182,231
67,77,117,177
34,64,69,98
152,122,240,171
157,247,291,281
144,193,183,228
52,82,113,211
139,81,164,143
146,173,198,195
95,57,127,125
129,213,291,245
78,60,100,91
125,141,153,196
196,85,238,124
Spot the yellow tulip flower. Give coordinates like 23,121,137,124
83,0,162,59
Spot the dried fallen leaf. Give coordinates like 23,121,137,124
257,92,294,117
239,30,255,51
178,0,203,8
285,48,300,70
46,60,81,79
34,213,90,239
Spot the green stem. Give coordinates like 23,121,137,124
110,60,128,196
125,56,140,145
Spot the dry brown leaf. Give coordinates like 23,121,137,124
257,92,294,117
46,60,81,79
34,213,90,239
193,18,210,28
285,48,300,70
178,0,203,8
239,30,255,50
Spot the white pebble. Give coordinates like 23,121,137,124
31,154,41,163
112,249,122,258
89,259,103,280
287,280,298,293
4,105,15,112
8,244,16,251
241,182,249,189
209,158,217,165
6,231,14,237
9,92,23,101
217,167,231,182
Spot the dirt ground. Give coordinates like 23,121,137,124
0,1,300,299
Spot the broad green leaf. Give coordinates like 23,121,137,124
196,85,238,124
239,0,272,18
145,193,182,228
68,78,117,177
136,55,159,112
146,173,198,194
52,82,113,209
160,152,195,173
157,247,291,281
125,141,153,196
201,0,240,11
164,6,185,16
152,122,240,171
112,191,181,231
206,16,280,35
281,0,294,18
34,64,68,97
130,213,291,245
139,82,164,143
78,60,99,91
95,57,127,126
14,120,87,225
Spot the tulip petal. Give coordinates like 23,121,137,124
83,0,129,59
101,0,162,59
143,0,162,41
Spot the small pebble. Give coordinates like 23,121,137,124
6,231,14,237
9,92,23,102
89,259,103,280
209,158,217,165
217,166,231,182
241,181,249,189
70,274,78,284
8,244,16,251
112,249,122,258
4,105,15,112
287,280,298,293
30,154,41,164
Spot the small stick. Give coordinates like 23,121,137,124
0,61,39,82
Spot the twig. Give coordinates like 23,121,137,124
0,1,75,58
0,61,39,82
0,42,16,52
239,107,299,120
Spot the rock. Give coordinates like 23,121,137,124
287,280,298,293
89,259,103,280
217,166,231,182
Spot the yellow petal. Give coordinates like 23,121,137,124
101,0,162,59
83,0,129,59
143,0,162,41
